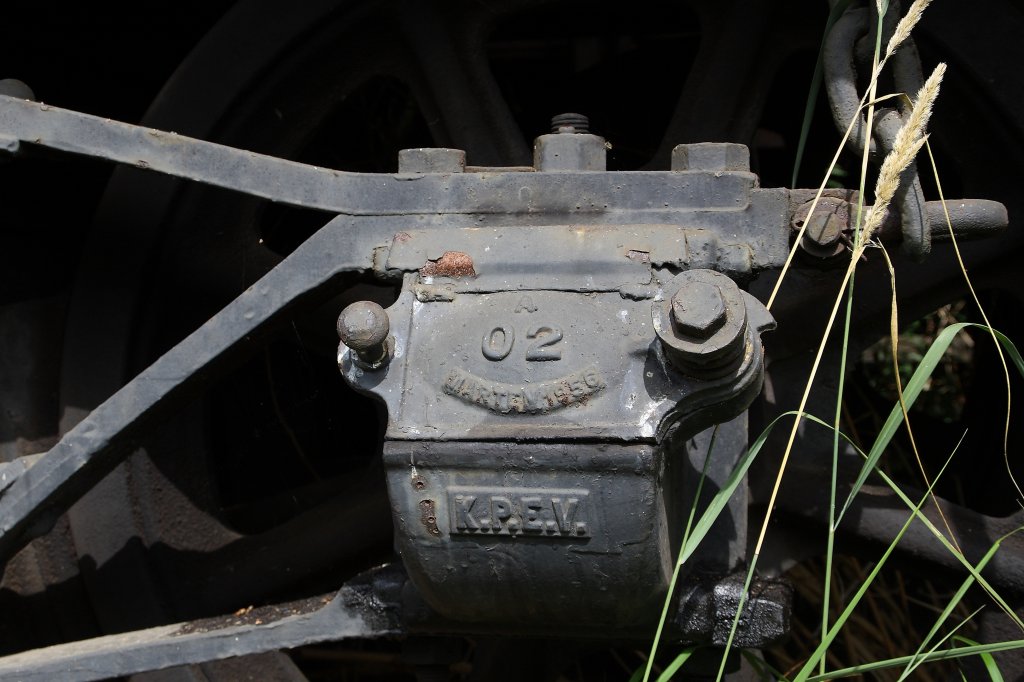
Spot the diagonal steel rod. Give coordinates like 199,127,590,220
0,220,373,564
0,581,402,682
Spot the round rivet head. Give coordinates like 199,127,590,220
337,301,392,370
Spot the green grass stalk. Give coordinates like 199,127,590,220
640,426,718,682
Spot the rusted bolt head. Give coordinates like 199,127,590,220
671,282,726,339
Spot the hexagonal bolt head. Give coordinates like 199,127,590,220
534,133,606,172
337,301,392,370
671,142,749,172
671,281,726,339
652,269,749,379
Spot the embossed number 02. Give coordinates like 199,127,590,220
524,326,562,361
481,324,563,362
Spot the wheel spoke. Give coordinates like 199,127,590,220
647,0,815,168
0,221,370,566
395,1,531,165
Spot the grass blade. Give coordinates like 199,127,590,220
741,650,787,681
655,649,697,682
897,540,997,680
642,427,717,681
801,411,1024,629
954,636,1005,682
791,0,854,187
897,606,983,682
805,639,1024,680
793,429,959,682
837,322,1024,527
644,413,805,682
679,413,800,566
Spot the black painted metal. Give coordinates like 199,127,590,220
0,220,366,561
0,573,403,681
0,1,1019,667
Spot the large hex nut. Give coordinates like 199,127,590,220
653,269,748,378
533,133,607,172
671,143,750,172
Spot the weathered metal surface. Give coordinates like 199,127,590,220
0,94,787,248
335,133,780,637
0,576,402,682
384,441,673,626
671,143,750,172
0,99,791,576
822,4,931,259
0,0,1019,674
887,199,1008,242
675,572,792,648
791,193,852,258
339,286,771,442
382,224,767,289
654,270,756,378
337,301,393,370
381,416,754,634
533,129,607,172
787,189,1007,256
398,147,466,174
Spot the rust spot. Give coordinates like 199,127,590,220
174,595,329,635
419,499,441,536
557,380,573,407
394,231,412,243
420,251,476,278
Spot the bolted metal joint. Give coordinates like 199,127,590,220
675,572,793,648
671,142,750,172
792,196,850,259
550,112,590,133
337,301,393,371
534,112,606,172
653,269,750,379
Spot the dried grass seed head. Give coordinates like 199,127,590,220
861,62,946,242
